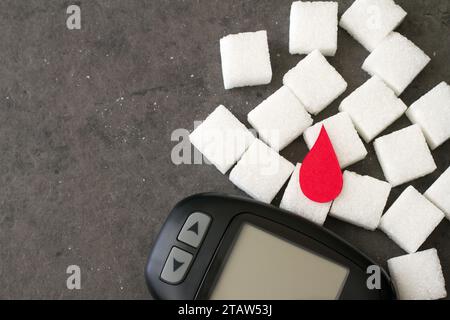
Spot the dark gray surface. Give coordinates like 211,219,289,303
0,0,448,299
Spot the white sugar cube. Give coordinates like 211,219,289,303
330,171,391,230
339,76,407,143
189,105,255,174
283,50,348,115
280,164,332,225
229,139,295,204
220,31,272,90
303,113,368,168
374,125,436,187
388,249,447,300
362,32,430,95
340,0,407,52
406,82,450,150
289,1,338,56
425,167,450,220
379,186,444,253
248,86,313,152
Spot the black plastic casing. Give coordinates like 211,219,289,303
145,193,396,300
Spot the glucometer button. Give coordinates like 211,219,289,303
160,247,193,284
177,212,211,248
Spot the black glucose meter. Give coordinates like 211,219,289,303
145,193,396,300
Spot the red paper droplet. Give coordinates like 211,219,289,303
300,125,343,203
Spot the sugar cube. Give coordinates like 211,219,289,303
425,166,450,220
289,1,338,56
374,125,436,187
283,50,348,115
340,0,407,52
379,186,444,253
220,30,272,90
248,86,313,152
280,164,332,225
229,139,295,204
406,82,450,150
339,76,407,143
189,105,255,174
362,32,430,95
330,171,391,230
388,249,447,300
303,113,368,168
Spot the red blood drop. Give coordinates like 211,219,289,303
300,125,343,203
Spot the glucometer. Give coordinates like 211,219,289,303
145,193,396,300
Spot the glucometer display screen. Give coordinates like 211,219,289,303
210,223,349,300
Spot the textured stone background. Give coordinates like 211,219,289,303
0,0,448,299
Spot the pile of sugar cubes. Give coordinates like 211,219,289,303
189,0,449,300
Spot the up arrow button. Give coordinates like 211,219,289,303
187,221,199,235
177,212,211,248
